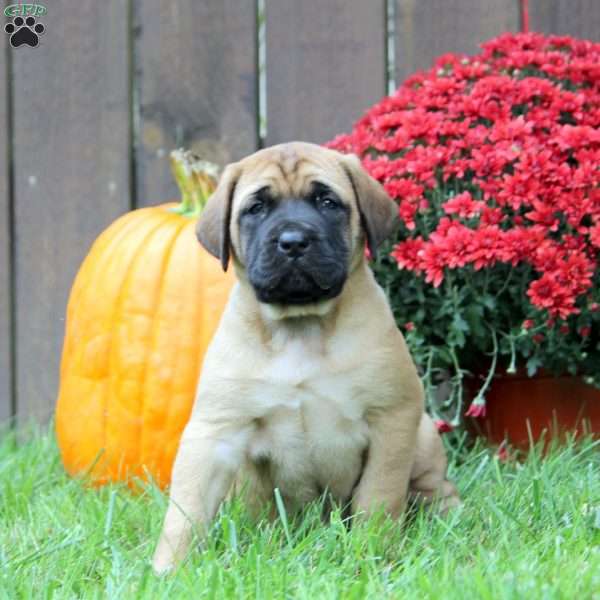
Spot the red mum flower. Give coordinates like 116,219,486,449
444,191,485,219
527,275,560,309
465,399,486,419
392,238,425,271
589,224,600,248
434,419,454,433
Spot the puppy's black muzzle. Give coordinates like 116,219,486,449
243,198,349,306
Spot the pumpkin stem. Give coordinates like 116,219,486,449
169,149,220,217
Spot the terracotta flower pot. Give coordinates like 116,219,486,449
469,370,600,447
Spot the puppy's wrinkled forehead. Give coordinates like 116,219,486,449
235,142,350,199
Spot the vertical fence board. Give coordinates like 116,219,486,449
265,0,386,145
528,1,600,40
0,35,10,422
12,1,130,421
134,0,258,207
395,0,519,84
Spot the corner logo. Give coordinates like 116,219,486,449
4,4,46,48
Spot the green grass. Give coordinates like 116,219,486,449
1,428,599,599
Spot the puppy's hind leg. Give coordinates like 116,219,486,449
408,413,461,514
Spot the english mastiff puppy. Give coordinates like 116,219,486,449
153,142,459,572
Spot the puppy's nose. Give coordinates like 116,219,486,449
277,228,310,258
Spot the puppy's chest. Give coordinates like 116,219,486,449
246,335,370,501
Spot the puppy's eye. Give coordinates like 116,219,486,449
247,200,266,215
314,193,340,210
245,188,271,216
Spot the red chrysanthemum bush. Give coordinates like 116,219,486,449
328,33,600,427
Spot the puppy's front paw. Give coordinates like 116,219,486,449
152,537,181,575
152,552,175,576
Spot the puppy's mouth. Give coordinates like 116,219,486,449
252,265,343,305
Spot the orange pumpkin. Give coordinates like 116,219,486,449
55,150,235,488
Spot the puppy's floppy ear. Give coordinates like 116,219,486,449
341,154,399,259
196,162,242,271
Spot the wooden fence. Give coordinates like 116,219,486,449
1,0,599,423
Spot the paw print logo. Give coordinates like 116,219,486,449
4,16,45,48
